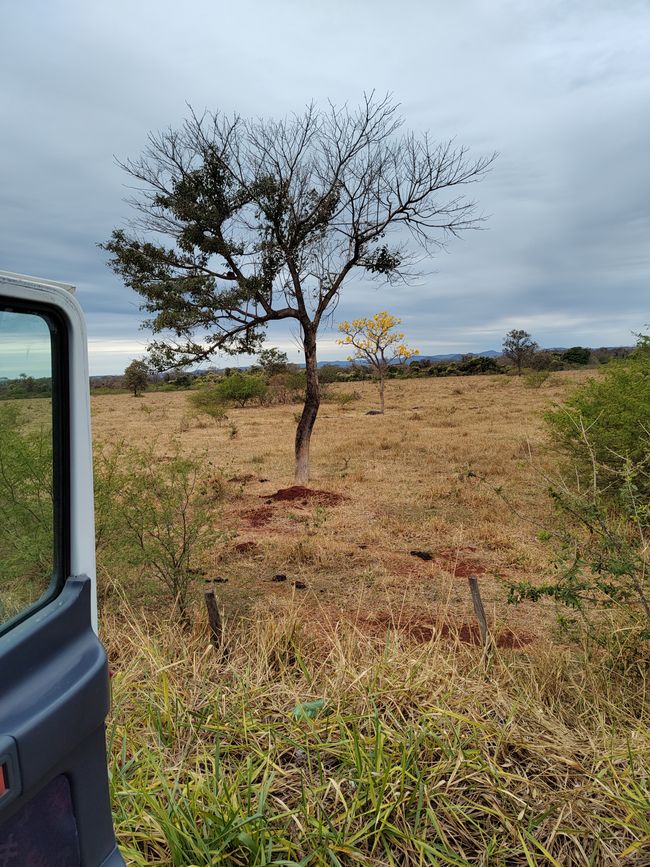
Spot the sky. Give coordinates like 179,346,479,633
1,0,648,375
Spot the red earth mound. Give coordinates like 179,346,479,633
265,486,346,506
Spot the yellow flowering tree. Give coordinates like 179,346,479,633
337,312,419,412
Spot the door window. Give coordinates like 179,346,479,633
0,307,65,633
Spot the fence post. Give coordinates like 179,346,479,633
468,575,489,645
204,588,223,649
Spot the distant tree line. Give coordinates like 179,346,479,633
0,374,52,400
94,332,632,400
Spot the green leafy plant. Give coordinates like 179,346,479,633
93,442,221,621
546,336,650,507
0,404,53,618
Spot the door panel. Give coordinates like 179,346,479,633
0,275,123,865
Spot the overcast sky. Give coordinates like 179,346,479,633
1,0,648,374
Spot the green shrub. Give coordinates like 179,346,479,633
0,404,53,618
94,442,220,620
507,343,650,653
546,347,650,506
214,372,268,407
266,370,305,404
187,386,229,422
523,370,550,389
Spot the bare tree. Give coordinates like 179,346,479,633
102,95,495,483
502,329,538,375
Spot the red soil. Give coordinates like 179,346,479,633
243,506,274,527
265,486,346,506
355,612,533,649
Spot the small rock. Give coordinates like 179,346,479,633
293,580,307,590
213,576,229,584
272,574,288,582
410,550,433,561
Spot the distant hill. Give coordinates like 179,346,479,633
315,350,501,368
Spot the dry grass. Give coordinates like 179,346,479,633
93,372,589,642
95,372,650,864
105,603,649,866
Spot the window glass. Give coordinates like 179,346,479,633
0,309,57,629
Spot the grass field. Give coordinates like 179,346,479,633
93,371,589,640
92,371,650,865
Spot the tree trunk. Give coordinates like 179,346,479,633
295,326,320,485
379,374,385,413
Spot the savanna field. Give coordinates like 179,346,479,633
91,372,650,866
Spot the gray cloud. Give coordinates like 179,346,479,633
1,0,648,373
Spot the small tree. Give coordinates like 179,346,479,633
102,95,494,483
215,372,268,407
257,347,289,376
562,346,591,365
337,312,418,412
502,329,538,375
124,359,149,396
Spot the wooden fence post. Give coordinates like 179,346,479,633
468,575,489,645
204,588,223,649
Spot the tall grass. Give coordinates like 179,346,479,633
105,607,649,866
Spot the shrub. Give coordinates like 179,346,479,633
546,346,650,507
0,404,53,617
505,457,650,655
266,370,305,404
523,370,550,389
215,372,268,407
507,343,650,653
187,386,229,423
562,346,591,365
93,442,221,620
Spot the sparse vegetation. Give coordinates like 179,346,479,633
84,371,649,863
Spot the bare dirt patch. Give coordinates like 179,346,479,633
355,611,533,649
265,486,346,506
243,506,275,527
233,541,260,555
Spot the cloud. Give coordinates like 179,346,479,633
1,0,648,370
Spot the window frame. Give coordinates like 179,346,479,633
0,297,70,637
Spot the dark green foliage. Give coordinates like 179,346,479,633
256,347,288,376
124,359,150,396
0,374,52,400
561,346,591,365
427,355,502,377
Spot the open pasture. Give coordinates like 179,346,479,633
92,371,590,644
